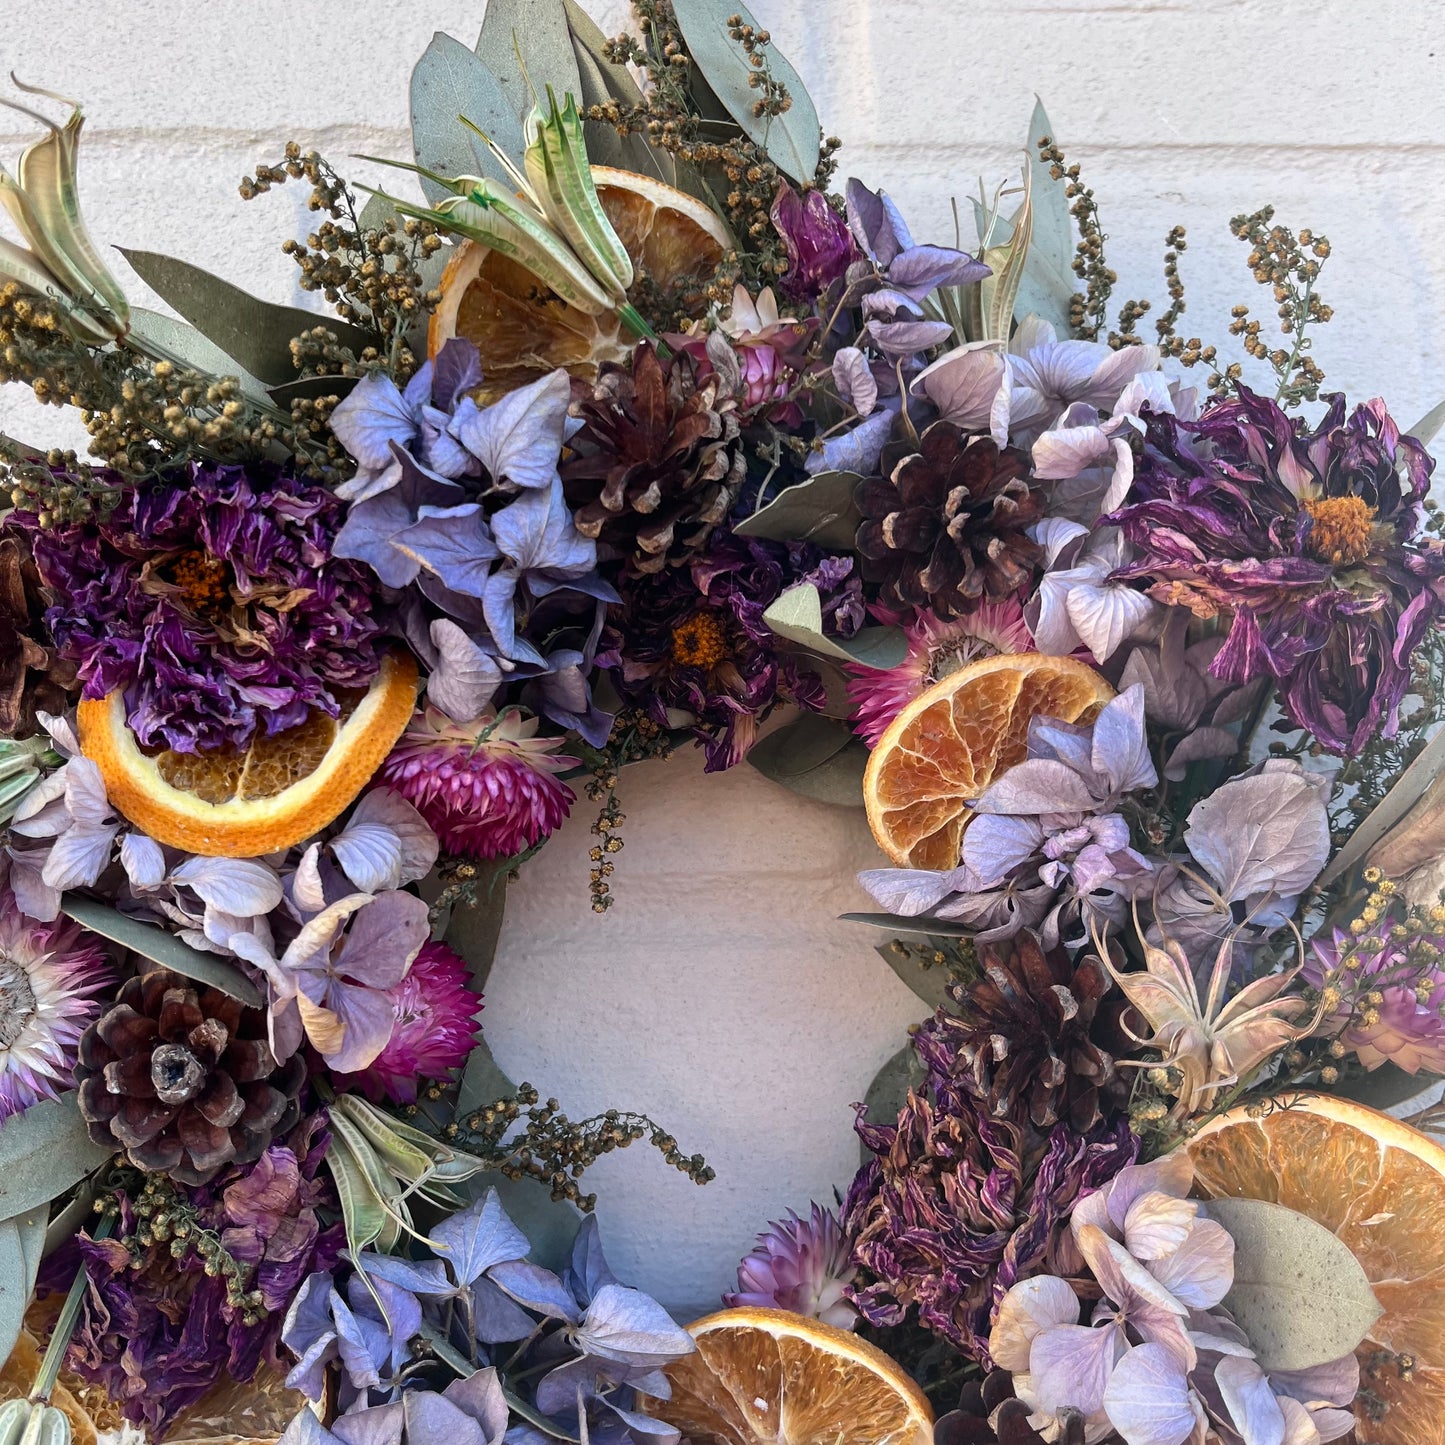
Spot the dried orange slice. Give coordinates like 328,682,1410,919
77,651,418,858
862,653,1114,870
637,1307,932,1445
1188,1092,1445,1445
428,167,729,394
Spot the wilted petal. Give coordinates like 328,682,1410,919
913,342,1005,428
857,865,972,915
432,1190,530,1287
1090,685,1158,795
1269,1354,1359,1410
170,856,284,915
336,889,430,988
338,790,439,888
330,372,416,499
427,621,503,722
1067,581,1158,664
1075,1226,1188,1319
41,820,116,890
402,1391,487,1445
490,477,596,578
1216,1355,1287,1445
120,831,166,889
1146,1218,1233,1310
1101,1343,1202,1445
833,346,878,417
450,369,570,489
573,1283,695,1367
990,1276,1081,1373
1121,1192,1198,1261
392,504,499,598
1029,1321,1126,1415
443,1368,509,1445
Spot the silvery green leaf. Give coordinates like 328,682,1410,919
1407,395,1445,449
762,583,906,670
859,1045,926,1161
877,941,954,1013
476,0,582,129
1206,1197,1382,1371
43,1184,93,1260
0,1094,111,1221
445,869,509,995
411,32,526,203
456,1034,517,1118
671,0,820,183
747,714,867,808
118,249,374,385
126,308,273,405
60,895,263,1006
840,911,978,938
0,1219,29,1371
1024,100,1073,291
733,472,863,550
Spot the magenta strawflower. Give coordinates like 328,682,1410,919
378,705,577,861
337,940,482,1104
724,1202,859,1330
0,888,111,1119
848,597,1034,745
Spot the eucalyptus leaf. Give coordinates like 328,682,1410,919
733,472,863,550
1206,1196,1382,1371
747,713,866,807
476,0,582,128
840,911,978,938
411,32,526,203
126,307,273,405
1334,1062,1444,1113
670,0,820,183
43,1182,93,1260
859,1044,925,1162
972,199,1074,339
1024,100,1073,290
456,1034,518,1119
118,248,375,385
877,941,954,1013
1407,395,1445,449
0,1094,112,1222
60,895,262,1006
14,1209,44,1296
444,871,510,994
266,374,360,407
762,583,907,669
0,1221,27,1374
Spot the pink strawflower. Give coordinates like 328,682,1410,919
339,940,482,1104
0,888,111,1120
379,705,577,861
724,1202,859,1330
847,598,1034,745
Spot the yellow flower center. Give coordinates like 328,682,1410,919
169,550,230,612
1302,495,1376,566
671,613,731,670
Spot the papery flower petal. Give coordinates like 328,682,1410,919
1122,1192,1199,1261
989,1275,1082,1373
1028,1321,1126,1415
1216,1354,1287,1445
119,831,166,889
449,369,570,489
169,856,284,915
1101,1342,1203,1445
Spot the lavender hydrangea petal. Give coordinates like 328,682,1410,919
449,370,571,489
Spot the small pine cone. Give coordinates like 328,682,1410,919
75,971,304,1186
856,421,1045,616
935,1370,1083,1445
0,533,78,737
918,929,1128,1134
561,341,745,574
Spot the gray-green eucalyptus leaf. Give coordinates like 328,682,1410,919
411,32,527,203
747,713,867,807
127,307,273,405
0,1220,29,1372
840,912,977,939
444,872,510,995
0,1094,111,1222
733,472,863,550
1407,395,1445,449
118,248,374,386
762,583,907,670
670,0,820,183
456,1034,518,1119
859,1044,925,1163
60,895,262,1007
876,941,954,1013
1207,1196,1383,1371
476,0,582,129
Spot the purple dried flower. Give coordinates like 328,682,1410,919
602,532,827,770
769,183,858,301
1107,386,1445,755
724,1203,858,1329
16,464,386,753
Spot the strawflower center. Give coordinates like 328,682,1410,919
0,957,36,1049
1302,494,1376,566
671,612,732,670
929,635,1000,684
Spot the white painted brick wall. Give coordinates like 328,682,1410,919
2,1,1441,1315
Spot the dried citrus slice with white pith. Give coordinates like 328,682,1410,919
637,1306,933,1445
77,650,418,857
429,166,729,394
1189,1092,1445,1445
862,652,1115,870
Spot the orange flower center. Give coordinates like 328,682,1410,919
1302,495,1376,566
671,613,731,670
169,550,230,612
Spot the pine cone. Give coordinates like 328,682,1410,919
856,421,1044,616
562,341,745,574
935,1371,1083,1445
920,930,1127,1134
0,533,77,737
75,971,305,1186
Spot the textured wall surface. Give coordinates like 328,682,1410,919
1,0,1442,1312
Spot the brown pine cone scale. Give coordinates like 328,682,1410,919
75,971,304,1185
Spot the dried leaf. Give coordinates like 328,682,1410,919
762,583,907,669
0,1094,112,1221
475,0,582,128
1207,1197,1382,1371
118,248,375,385
733,472,863,550
60,895,263,1007
876,942,954,1013
126,307,273,404
747,713,867,807
1408,396,1445,449
840,912,977,938
859,1045,925,1163
0,1220,27,1377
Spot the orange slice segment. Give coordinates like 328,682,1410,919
637,1307,933,1445
1188,1092,1445,1445
862,653,1115,870
428,166,729,395
77,650,418,858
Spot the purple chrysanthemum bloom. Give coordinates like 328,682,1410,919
1106,386,1445,755
57,1112,342,1437
602,533,828,770
769,183,858,301
842,1017,1137,1361
0,887,110,1119
724,1202,859,1329
17,463,386,753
